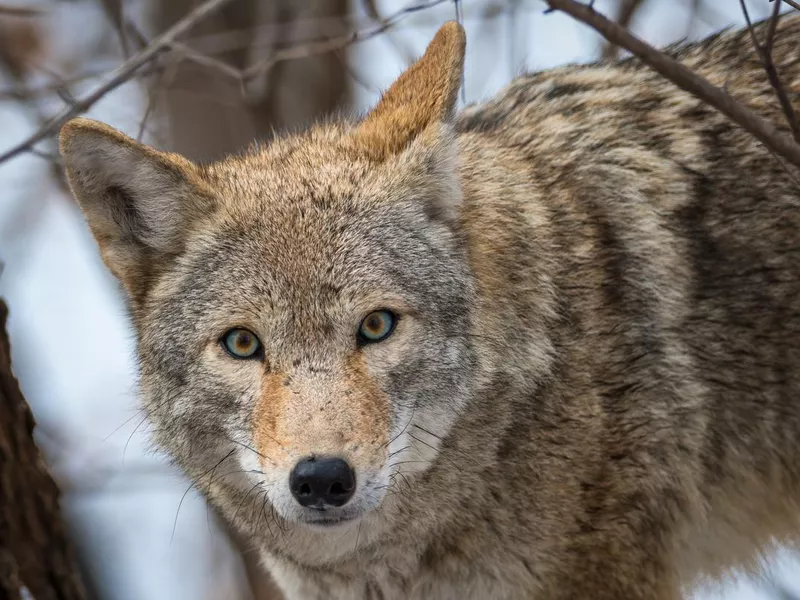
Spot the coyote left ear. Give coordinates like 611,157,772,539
59,118,214,302
356,21,466,159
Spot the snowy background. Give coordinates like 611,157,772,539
0,0,798,598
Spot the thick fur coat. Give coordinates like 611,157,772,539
59,14,800,600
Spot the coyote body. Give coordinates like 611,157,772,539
60,15,800,600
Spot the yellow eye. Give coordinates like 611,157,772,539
358,310,396,344
222,328,262,359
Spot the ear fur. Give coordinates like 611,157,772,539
356,21,466,159
59,117,213,297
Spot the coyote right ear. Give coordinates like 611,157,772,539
355,21,466,159
59,118,214,299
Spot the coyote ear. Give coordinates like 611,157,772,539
59,118,213,299
356,21,466,159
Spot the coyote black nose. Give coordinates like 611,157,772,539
289,457,356,508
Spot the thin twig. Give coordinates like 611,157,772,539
125,19,244,82
602,0,646,60
170,40,244,80
333,48,379,94
684,0,700,37
137,60,173,142
0,0,235,166
740,0,800,143
0,67,117,100
27,147,61,163
0,0,452,165
362,0,416,65
0,5,43,17
98,0,130,58
765,0,782,51
543,0,800,170
242,0,448,82
774,0,800,11
133,1,449,93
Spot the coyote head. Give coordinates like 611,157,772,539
59,23,477,534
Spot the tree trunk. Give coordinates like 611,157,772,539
0,300,88,600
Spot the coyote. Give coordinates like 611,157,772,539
59,14,800,600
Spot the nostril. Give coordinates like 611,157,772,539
329,481,345,496
298,483,312,497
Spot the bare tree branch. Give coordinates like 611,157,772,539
543,0,800,170
740,0,800,143
362,0,417,65
98,0,130,57
125,19,245,82
774,0,800,11
765,1,782,51
0,0,453,167
136,61,174,142
0,0,235,165
242,0,448,82
0,5,43,17
0,68,114,100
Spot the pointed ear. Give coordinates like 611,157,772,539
59,117,214,300
355,21,465,159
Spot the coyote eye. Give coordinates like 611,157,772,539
222,328,262,359
358,310,396,344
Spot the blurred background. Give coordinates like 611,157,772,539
0,0,798,598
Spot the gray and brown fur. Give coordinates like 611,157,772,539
59,15,800,600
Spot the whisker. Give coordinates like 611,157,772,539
257,428,289,452
207,468,267,483
407,432,440,454
387,444,411,460
412,423,445,442
381,405,416,450
101,407,148,444
408,432,465,474
233,481,264,523
390,469,413,495
387,460,430,469
225,436,279,467
260,494,276,538
122,413,153,464
104,381,183,445
250,488,268,525
172,449,235,543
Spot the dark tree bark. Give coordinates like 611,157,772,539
0,300,88,600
